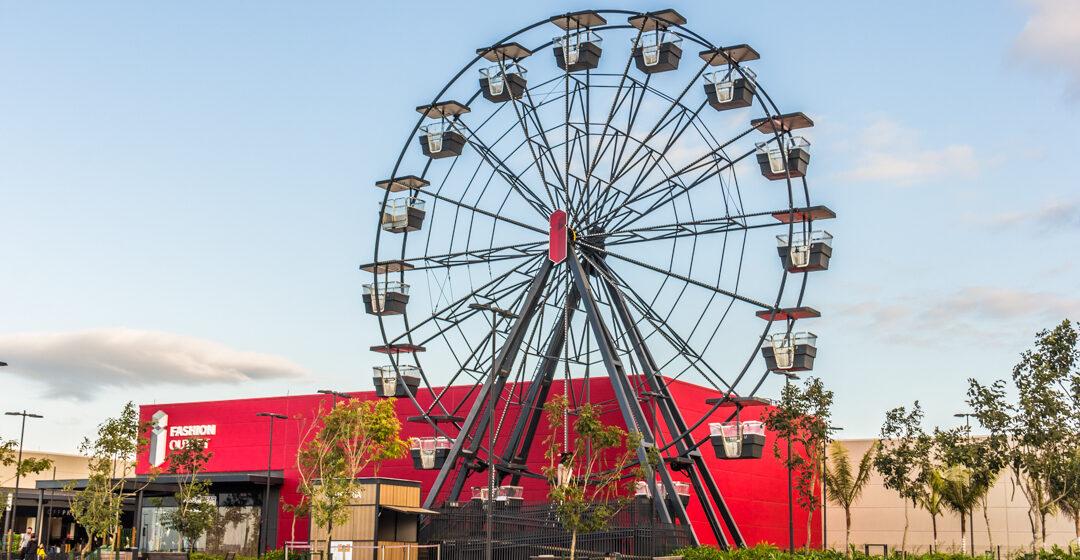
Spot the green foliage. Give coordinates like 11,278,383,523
0,439,54,479
542,394,641,560
762,376,834,548
295,398,408,558
162,437,216,552
824,441,878,553
875,401,933,503
967,319,1080,546
825,441,878,510
68,402,153,549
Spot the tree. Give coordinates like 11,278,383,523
161,437,216,552
68,402,152,551
918,473,946,551
933,426,1005,555
968,320,1079,550
1050,447,1080,540
296,398,408,560
542,394,641,560
2,439,53,554
874,401,933,553
824,440,877,554
1,438,54,505
762,376,833,550
933,465,984,555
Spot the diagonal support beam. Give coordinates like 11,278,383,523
423,258,554,509
567,250,687,529
602,268,746,548
500,289,582,485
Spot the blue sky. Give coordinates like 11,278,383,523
2,1,1078,452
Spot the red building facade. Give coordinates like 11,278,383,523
136,377,820,551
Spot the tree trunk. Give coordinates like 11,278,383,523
570,528,578,560
902,500,909,554
325,527,333,560
983,500,994,554
932,514,938,551
806,509,813,552
845,509,852,556
1074,514,1079,541
960,513,967,556
1027,509,1037,553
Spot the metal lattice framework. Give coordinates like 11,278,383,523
364,8,834,548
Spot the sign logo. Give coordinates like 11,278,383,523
149,410,168,467
148,410,219,467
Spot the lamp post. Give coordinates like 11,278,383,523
256,412,286,559
4,409,43,560
954,412,976,556
822,425,843,551
317,390,351,409
468,302,518,560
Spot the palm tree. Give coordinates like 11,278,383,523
919,472,946,551
824,440,878,554
936,465,993,554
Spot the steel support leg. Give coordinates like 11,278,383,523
500,289,581,486
602,270,746,548
423,259,554,509
567,251,687,528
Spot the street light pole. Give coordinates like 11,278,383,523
469,302,517,560
822,426,843,551
317,390,351,409
955,412,976,556
256,412,286,559
4,410,43,560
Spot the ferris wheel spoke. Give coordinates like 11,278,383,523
456,122,554,219
610,101,708,220
518,80,575,195
608,59,715,186
588,124,757,232
603,143,759,233
585,25,644,179
413,185,546,235
577,240,773,310
402,241,546,270
609,99,699,191
500,69,566,211
389,257,543,347
585,208,799,247
590,256,734,393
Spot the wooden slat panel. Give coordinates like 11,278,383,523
355,483,379,505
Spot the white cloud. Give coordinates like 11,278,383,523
1013,0,1080,96
835,287,1080,347
833,118,988,186
0,328,308,399
976,198,1080,230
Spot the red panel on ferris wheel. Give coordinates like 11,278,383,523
549,209,567,263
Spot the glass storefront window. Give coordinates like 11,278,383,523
141,497,261,556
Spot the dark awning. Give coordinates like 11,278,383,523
37,470,285,491
379,505,439,515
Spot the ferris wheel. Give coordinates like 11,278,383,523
362,8,834,547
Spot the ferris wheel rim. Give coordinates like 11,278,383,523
366,9,825,514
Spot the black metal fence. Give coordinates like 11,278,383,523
425,499,693,560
